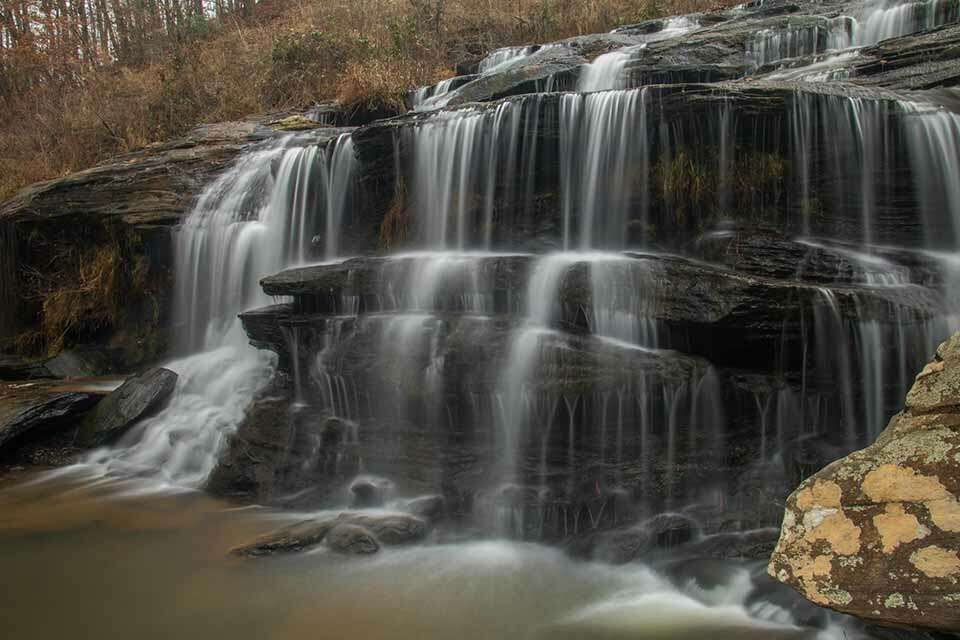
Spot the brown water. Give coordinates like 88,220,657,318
0,469,868,640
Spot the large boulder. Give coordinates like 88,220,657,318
769,332,960,632
80,367,177,446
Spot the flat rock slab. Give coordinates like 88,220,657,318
0,380,113,454
80,367,177,446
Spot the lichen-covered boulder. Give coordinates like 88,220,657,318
769,332,960,631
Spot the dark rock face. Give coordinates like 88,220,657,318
44,350,109,378
0,112,353,367
0,356,52,381
80,368,178,446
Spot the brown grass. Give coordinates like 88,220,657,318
20,244,121,356
0,0,738,202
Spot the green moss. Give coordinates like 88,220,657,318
268,116,324,132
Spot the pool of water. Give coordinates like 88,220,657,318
0,469,881,640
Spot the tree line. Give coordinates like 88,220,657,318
0,0,256,94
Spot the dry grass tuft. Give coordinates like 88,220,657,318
379,176,412,250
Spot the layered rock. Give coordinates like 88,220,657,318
0,379,111,461
769,332,960,631
0,113,352,369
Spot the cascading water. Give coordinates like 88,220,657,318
855,0,959,44
81,133,358,488
11,3,960,637
559,89,649,248
748,17,855,67
478,46,539,74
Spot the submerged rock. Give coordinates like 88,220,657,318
232,511,429,557
344,513,429,545
769,332,960,631
231,518,338,557
79,368,177,446
326,523,380,554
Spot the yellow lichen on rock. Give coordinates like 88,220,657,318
803,511,862,555
769,332,960,631
873,504,929,553
795,480,843,510
909,546,960,578
927,498,960,533
862,464,952,503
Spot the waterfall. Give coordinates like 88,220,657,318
902,100,960,247
855,0,959,45
408,101,532,249
478,46,539,74
559,89,649,249
83,133,358,487
750,17,856,67
578,49,637,92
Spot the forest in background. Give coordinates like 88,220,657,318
0,0,728,201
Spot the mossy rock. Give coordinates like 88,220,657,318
267,116,323,132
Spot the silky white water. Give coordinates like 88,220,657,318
75,134,357,489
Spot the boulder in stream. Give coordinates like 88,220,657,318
769,332,960,631
80,367,177,446
325,523,380,555
232,511,429,557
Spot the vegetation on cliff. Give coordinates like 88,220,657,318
0,0,731,202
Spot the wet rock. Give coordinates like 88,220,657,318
782,433,847,487
433,46,585,109
44,350,107,378
231,518,337,556
406,494,445,521
325,523,380,554
232,510,429,557
0,117,294,228
571,512,703,563
0,382,101,453
642,512,701,547
746,572,830,630
572,526,655,564
350,475,393,508
80,368,177,446
343,512,429,545
0,356,51,381
769,332,960,631
683,528,781,560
